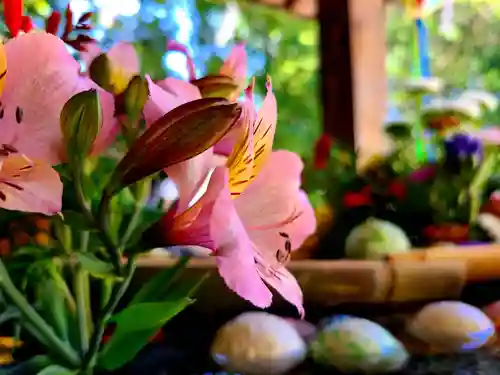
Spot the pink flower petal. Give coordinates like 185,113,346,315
256,255,304,317
0,154,62,214
156,77,201,101
143,76,200,126
2,32,116,164
220,42,247,90
213,131,237,156
166,148,214,213
107,42,139,74
79,41,102,71
144,77,206,210
235,151,316,260
167,166,226,249
208,167,273,308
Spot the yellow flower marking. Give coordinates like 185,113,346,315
110,66,133,95
0,43,6,97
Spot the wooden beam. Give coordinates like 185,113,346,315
318,0,355,147
319,0,388,164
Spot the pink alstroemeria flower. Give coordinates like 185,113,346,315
0,31,116,214
158,79,316,316
83,42,211,213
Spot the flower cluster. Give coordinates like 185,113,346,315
308,76,500,258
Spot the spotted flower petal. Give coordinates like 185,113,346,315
226,78,277,197
256,253,304,318
0,154,62,214
234,150,316,264
1,32,116,163
0,43,6,97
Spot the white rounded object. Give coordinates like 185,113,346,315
408,301,495,351
310,315,409,373
345,218,411,260
211,312,307,375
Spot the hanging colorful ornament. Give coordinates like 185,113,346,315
405,0,432,162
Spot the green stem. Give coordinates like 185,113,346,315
97,192,122,274
100,279,114,311
120,204,142,248
74,266,90,358
120,179,150,249
83,258,137,370
74,170,121,274
0,260,80,367
74,231,93,359
53,219,72,254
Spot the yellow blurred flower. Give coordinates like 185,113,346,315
360,154,387,174
337,151,353,167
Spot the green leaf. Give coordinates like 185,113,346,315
99,299,193,370
76,253,115,279
36,275,69,342
162,271,210,301
129,256,190,305
36,365,75,375
0,306,20,326
7,355,53,374
125,206,165,251
60,210,94,231
12,246,46,258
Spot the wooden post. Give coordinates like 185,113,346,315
318,0,388,165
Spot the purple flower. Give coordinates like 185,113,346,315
444,133,483,160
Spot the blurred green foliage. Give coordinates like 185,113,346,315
8,0,500,160
387,1,500,124
196,0,321,159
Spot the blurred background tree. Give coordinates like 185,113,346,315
5,0,500,160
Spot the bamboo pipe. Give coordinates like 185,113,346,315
137,256,467,306
387,245,500,282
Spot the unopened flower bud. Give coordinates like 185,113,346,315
106,98,242,196
123,75,149,120
88,53,114,93
60,89,102,163
191,75,239,100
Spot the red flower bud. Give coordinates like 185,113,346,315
45,11,61,35
20,15,32,32
63,4,73,39
313,133,334,170
388,181,406,200
343,191,372,208
3,0,23,37
424,223,469,244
